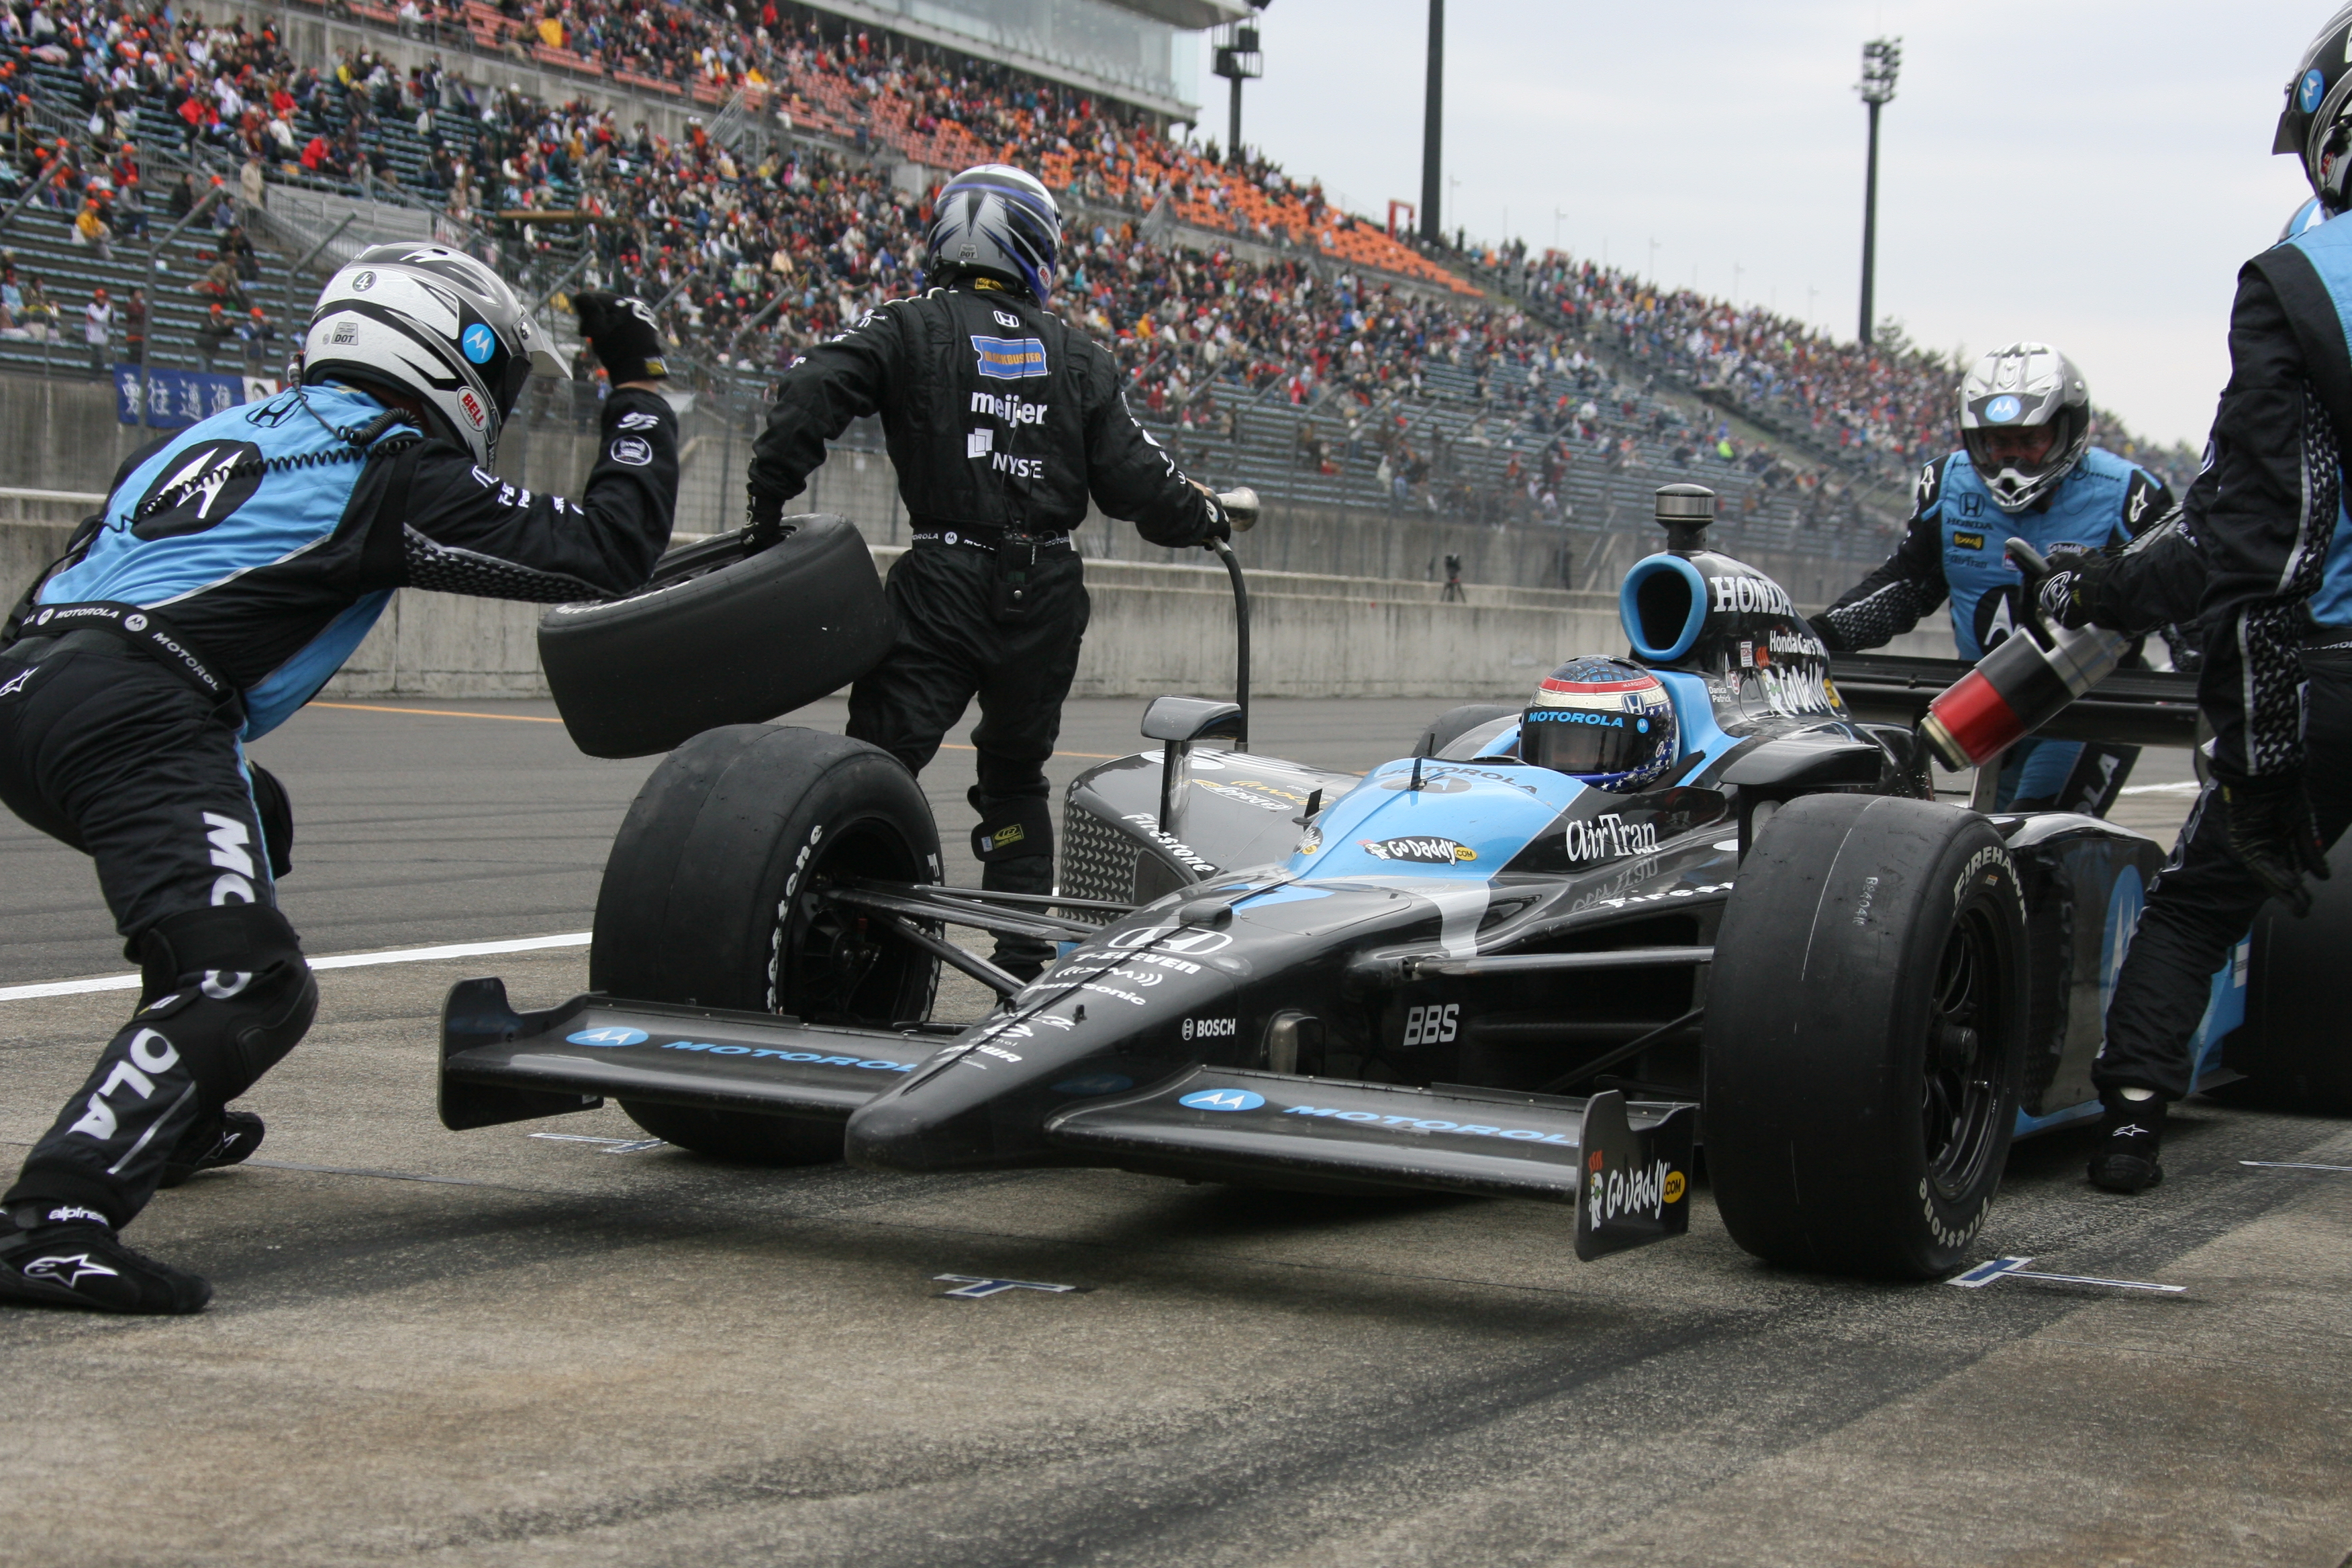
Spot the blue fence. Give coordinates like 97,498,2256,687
113,366,281,428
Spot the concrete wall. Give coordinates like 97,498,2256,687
3,505,1952,703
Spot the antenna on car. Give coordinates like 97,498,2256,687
1655,483,1716,555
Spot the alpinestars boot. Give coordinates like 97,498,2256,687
2088,1089,2168,1194
158,1109,266,1189
0,1208,212,1314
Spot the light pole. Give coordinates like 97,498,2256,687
1419,0,1442,242
1212,3,1266,160
1857,37,1901,348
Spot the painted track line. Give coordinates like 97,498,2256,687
0,931,593,1002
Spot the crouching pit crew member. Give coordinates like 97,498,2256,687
744,164,1228,979
1808,342,2176,813
0,248,679,1313
2056,11,2352,1193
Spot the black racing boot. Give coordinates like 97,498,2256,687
157,1109,265,1189
2088,1090,2168,1194
0,1207,212,1314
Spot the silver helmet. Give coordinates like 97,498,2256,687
300,244,567,465
922,164,1061,300
1958,342,2092,513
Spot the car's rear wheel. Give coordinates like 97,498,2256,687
2226,834,2352,1112
1704,794,2029,1278
591,724,941,1163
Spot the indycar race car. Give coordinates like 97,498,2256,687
436,485,2347,1280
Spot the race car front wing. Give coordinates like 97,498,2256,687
1044,1070,1696,1260
438,980,1698,1261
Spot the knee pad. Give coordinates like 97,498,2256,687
968,792,1053,867
134,903,317,1106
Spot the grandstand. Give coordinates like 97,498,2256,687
0,0,2193,588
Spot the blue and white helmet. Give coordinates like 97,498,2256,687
1520,656,1677,792
301,243,567,467
1958,342,2090,514
924,164,1061,301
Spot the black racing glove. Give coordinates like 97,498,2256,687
2035,542,2103,629
1805,611,1849,654
574,291,667,385
745,483,785,538
1189,480,1231,544
2217,771,2333,918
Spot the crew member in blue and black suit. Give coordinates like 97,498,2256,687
1808,343,2176,812
0,246,680,1313
744,164,1230,981
2037,3,2352,1193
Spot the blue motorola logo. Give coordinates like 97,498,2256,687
568,1026,648,1048
1179,1088,1265,1112
2304,68,2327,114
1983,395,2022,424
460,323,497,364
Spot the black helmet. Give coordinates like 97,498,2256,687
2274,5,2352,209
924,164,1062,300
1520,656,1678,791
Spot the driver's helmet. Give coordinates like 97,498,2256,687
1520,656,1677,791
1957,342,2091,513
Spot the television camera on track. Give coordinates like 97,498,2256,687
435,485,2351,1280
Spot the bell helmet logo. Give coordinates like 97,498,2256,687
460,322,497,364
1179,1088,1263,1112
459,389,487,428
1983,394,2022,424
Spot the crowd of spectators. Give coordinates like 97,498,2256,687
0,0,2193,509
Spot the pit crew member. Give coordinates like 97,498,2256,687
1808,344,2175,812
0,248,679,1312
744,164,1228,979
2049,9,2352,1193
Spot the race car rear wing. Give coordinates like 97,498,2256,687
1830,652,2200,749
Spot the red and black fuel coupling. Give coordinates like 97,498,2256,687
1918,538,2129,772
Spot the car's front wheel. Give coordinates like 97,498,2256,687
1704,794,2029,1278
590,724,942,1164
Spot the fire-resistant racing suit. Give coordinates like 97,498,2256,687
2089,211,2352,1099
745,282,1222,969
1814,446,2175,812
0,381,678,1230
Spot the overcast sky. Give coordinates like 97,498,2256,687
1182,1,2327,448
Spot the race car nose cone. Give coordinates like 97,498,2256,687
842,1093,947,1173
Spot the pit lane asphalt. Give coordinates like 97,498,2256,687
3,699,2347,1567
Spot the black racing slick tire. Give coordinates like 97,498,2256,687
2228,834,2352,1112
1415,703,1520,758
591,724,942,1163
1704,794,2030,1279
540,516,892,759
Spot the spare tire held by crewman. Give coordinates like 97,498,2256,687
538,514,893,758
